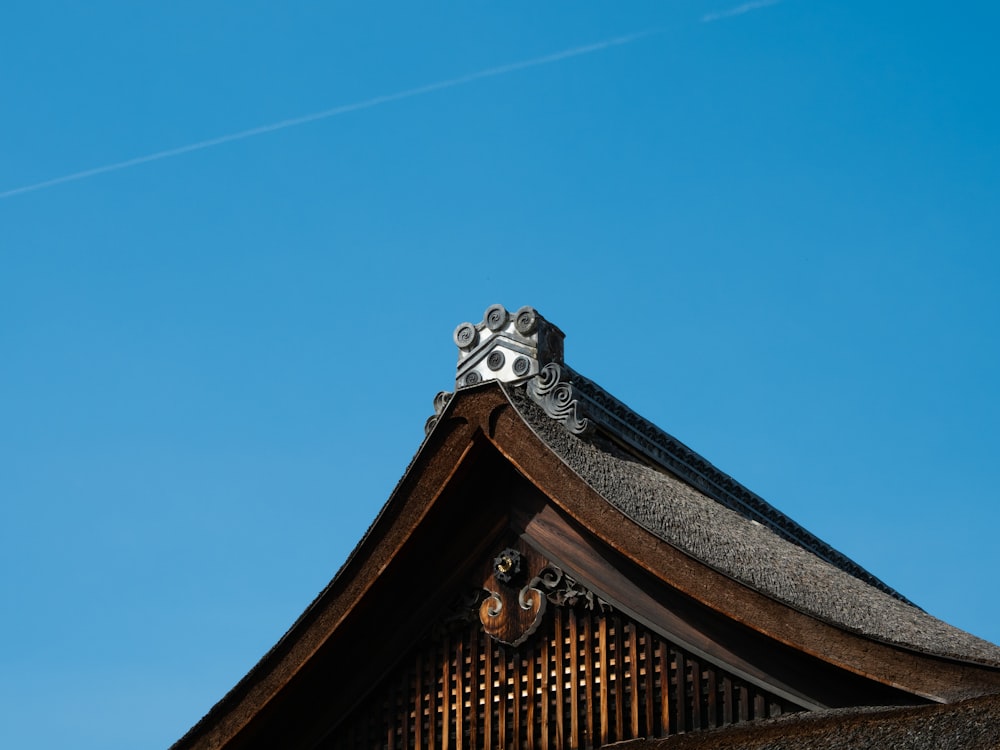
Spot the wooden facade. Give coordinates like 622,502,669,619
172,308,1000,750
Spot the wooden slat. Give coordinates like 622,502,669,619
739,684,749,722
706,666,717,728
612,620,623,741
415,653,424,750
442,636,451,750
512,649,522,750
428,645,438,750
455,638,464,750
659,641,670,737
526,643,536,750
583,613,595,749
382,690,396,750
674,650,686,734
395,674,410,750
569,609,579,750
554,608,565,749
690,659,701,731
599,618,609,746
498,647,507,749
540,629,550,750
722,676,733,726
483,639,492,750
468,634,478,750
754,691,765,720
643,630,655,737
629,624,639,739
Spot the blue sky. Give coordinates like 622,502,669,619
2,2,999,747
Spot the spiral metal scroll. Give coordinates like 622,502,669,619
526,363,591,435
424,390,454,435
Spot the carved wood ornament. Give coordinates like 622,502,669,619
478,543,608,647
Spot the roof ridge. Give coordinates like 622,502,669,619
444,304,910,604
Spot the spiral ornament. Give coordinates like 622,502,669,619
526,363,591,435
487,351,506,371
484,304,509,332
464,371,482,386
514,306,538,335
512,357,531,377
433,391,452,415
454,322,478,349
529,362,562,397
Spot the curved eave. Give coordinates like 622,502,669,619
492,384,1000,701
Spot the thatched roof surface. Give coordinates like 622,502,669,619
616,693,1000,749
507,385,1000,667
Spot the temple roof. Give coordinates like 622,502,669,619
172,304,1000,750
436,304,1000,666
505,385,1000,667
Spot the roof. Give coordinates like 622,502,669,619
173,305,1000,750
446,304,1000,667
620,693,1000,750
505,384,1000,667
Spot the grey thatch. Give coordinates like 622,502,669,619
506,384,1000,669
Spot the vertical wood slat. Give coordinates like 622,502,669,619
569,609,579,750
540,629,550,750
401,673,411,750
613,619,624,742
643,630,655,738
483,639,493,750
498,646,507,749
706,667,717,728
674,650,686,734
628,625,639,739
689,659,701,731
428,643,438,750
659,641,671,738
468,633,478,750
738,685,749,722
598,618,609,746
526,643,536,750
512,649,522,750
442,636,451,750
722,676,733,726
754,691,766,720
382,691,396,750
455,638,464,750
554,608,565,750
415,653,423,750
583,614,594,750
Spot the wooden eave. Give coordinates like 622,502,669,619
172,384,1000,750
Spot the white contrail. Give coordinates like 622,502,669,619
0,29,663,200
702,0,781,23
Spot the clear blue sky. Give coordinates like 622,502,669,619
2,2,998,748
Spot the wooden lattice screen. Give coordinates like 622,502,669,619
323,603,802,750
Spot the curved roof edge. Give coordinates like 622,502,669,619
501,381,1000,668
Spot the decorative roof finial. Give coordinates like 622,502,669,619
453,305,565,389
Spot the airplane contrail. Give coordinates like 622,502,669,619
1,2,782,200
0,30,662,200
702,0,782,23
